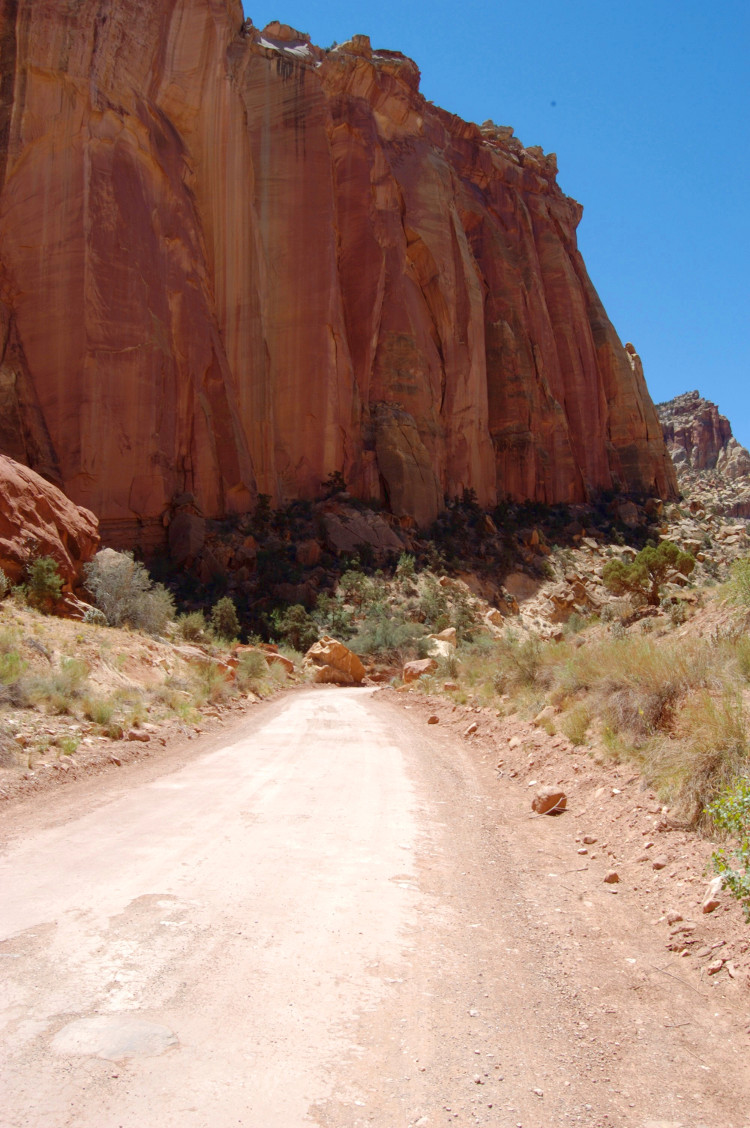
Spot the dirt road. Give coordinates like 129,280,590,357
1,688,748,1128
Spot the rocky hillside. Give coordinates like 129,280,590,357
0,3,675,553
657,391,750,517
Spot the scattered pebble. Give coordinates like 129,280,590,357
604,870,620,884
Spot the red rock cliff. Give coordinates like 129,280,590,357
0,3,676,544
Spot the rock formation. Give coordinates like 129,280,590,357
0,454,99,586
657,391,750,517
0,3,676,549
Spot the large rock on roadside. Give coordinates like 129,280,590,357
402,657,438,683
0,454,99,588
531,786,567,815
304,637,365,685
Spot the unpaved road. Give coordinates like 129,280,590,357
1,688,748,1128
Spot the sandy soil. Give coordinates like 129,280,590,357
1,687,748,1128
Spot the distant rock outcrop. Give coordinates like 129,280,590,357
656,391,750,517
0,454,100,587
0,3,675,549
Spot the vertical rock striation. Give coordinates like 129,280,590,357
0,3,676,546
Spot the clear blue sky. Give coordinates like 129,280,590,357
243,1,750,446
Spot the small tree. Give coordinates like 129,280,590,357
602,540,695,606
26,556,63,611
210,596,240,641
270,604,319,652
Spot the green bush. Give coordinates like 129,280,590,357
82,695,116,725
85,549,175,633
0,650,24,684
177,610,207,642
395,553,416,581
350,607,423,659
418,576,449,632
210,597,240,641
706,778,750,920
0,568,8,599
270,604,318,652
26,556,63,610
727,556,750,607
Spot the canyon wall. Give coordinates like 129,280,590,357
0,2,676,547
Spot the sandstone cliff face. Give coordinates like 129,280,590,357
0,3,676,545
657,391,750,518
657,390,750,478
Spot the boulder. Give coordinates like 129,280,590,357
701,875,723,914
296,539,322,567
304,637,365,685
431,627,457,646
402,657,438,683
531,786,567,815
0,454,99,588
321,505,404,556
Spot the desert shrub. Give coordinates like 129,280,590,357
651,691,749,825
82,695,116,726
85,550,175,633
26,556,63,610
706,778,750,919
134,584,175,635
350,607,423,659
436,651,460,679
82,605,107,626
449,588,479,642
395,553,416,581
270,604,318,652
237,650,268,682
0,650,25,686
418,576,449,632
177,610,207,642
735,636,750,681
491,631,543,692
602,541,695,606
191,660,232,705
0,568,8,599
312,593,354,640
554,636,710,738
210,597,240,641
560,703,591,746
726,556,750,607
59,734,81,756
29,657,89,714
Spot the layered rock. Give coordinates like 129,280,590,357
657,391,750,517
0,2,675,548
0,454,99,586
